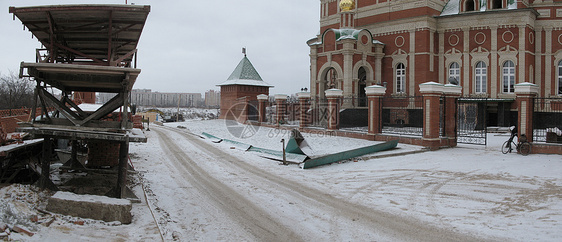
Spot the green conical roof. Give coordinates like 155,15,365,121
218,56,273,87
228,56,263,81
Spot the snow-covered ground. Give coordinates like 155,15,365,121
169,120,562,240
1,119,561,241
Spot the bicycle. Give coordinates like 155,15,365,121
502,133,532,156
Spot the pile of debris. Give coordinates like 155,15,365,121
0,184,54,240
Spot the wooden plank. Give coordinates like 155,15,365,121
20,118,129,131
16,126,146,143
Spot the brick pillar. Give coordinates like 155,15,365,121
443,84,462,147
325,89,343,130
257,94,268,123
297,92,311,128
274,94,288,126
365,85,386,135
514,83,539,142
419,82,444,150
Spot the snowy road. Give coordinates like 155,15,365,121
147,125,485,241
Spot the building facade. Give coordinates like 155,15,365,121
205,89,221,108
98,89,203,107
309,0,562,126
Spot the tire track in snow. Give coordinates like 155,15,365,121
157,125,489,242
153,128,303,241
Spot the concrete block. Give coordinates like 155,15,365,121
46,191,132,224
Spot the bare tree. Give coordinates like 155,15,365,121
0,71,35,109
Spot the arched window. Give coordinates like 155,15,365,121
324,68,338,90
502,61,515,93
558,60,562,95
396,63,406,93
449,62,460,85
358,67,367,107
492,0,502,9
475,61,487,93
465,0,476,11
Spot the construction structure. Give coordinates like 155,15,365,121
9,4,150,198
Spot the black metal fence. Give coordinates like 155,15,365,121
457,99,488,145
533,97,562,143
381,96,423,136
309,98,329,128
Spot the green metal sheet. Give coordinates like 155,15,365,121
302,140,398,169
247,146,308,163
285,135,305,155
202,132,252,150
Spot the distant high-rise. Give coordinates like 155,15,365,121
98,89,202,107
204,90,221,107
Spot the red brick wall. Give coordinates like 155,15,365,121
132,115,143,129
87,141,120,167
0,115,30,133
220,85,269,120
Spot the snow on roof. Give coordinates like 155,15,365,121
217,79,274,87
309,28,385,46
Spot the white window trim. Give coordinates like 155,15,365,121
448,62,461,85
502,60,516,93
395,63,406,94
558,60,562,96
475,61,487,94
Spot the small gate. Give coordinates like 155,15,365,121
457,99,487,145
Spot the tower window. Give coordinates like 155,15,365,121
465,0,476,11
492,0,502,9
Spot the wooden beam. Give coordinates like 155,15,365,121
53,42,105,64
113,49,136,66
39,88,82,123
62,95,88,119
78,93,124,126
38,89,52,123
46,11,55,63
107,10,113,65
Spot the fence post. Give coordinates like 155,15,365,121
274,94,288,127
419,82,444,150
257,94,268,123
297,92,311,128
514,83,539,143
325,89,343,130
365,85,386,135
443,84,462,147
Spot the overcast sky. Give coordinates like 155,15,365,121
1,0,319,95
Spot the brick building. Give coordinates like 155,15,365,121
308,0,562,127
98,89,202,107
218,55,273,120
